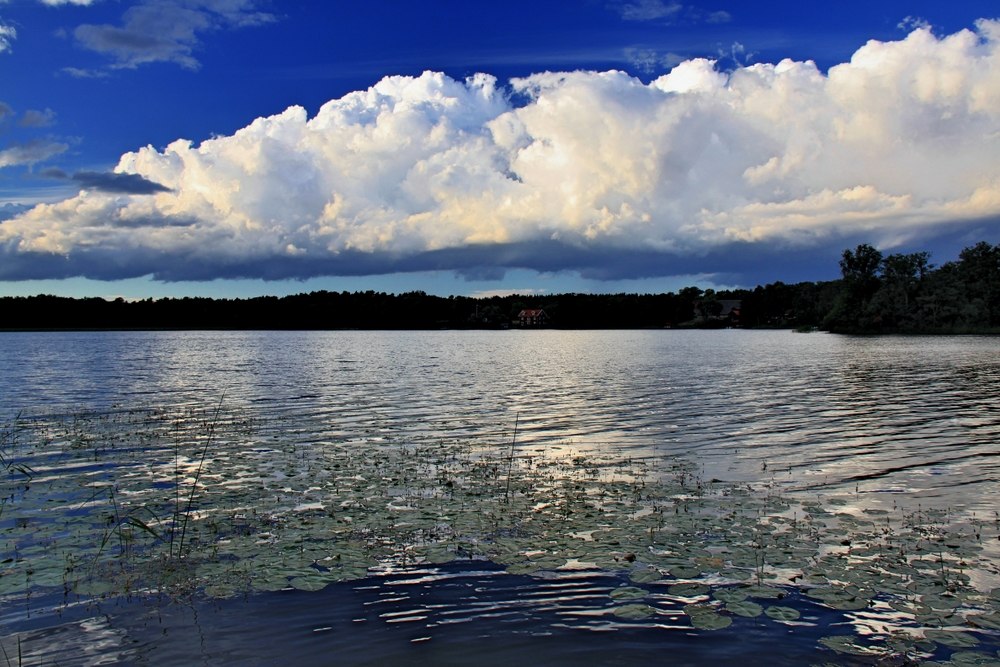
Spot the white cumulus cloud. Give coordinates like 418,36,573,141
3,21,1000,282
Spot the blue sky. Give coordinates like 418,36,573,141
1,0,998,298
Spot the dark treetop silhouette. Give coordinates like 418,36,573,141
2,241,998,333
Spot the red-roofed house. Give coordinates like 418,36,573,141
518,309,548,327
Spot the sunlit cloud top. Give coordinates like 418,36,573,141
2,20,1000,282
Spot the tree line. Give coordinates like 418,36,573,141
1,241,998,333
818,241,1000,333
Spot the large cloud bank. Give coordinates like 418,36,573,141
3,21,1000,282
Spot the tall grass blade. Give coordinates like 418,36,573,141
504,412,519,502
176,392,225,558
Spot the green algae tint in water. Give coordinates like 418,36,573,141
2,330,1000,665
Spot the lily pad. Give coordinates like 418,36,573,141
491,552,527,565
924,630,980,648
922,594,963,610
950,652,1000,667
886,633,936,654
726,600,763,618
534,557,567,570
713,587,748,603
805,587,853,602
614,603,656,619
423,548,456,564
668,582,709,596
670,566,701,579
203,584,238,599
7,402,1000,644
630,568,662,584
910,582,947,595
684,603,717,617
889,599,932,616
691,613,732,630
764,605,800,621
829,598,870,610
819,636,889,656
875,580,910,595
743,585,784,599
506,562,541,575
610,586,648,600
252,577,288,592
337,568,370,582
288,575,329,592
968,614,1000,630
917,611,966,628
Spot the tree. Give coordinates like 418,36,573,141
698,289,723,318
956,242,1000,326
676,286,703,323
840,244,883,307
822,244,884,331
868,251,932,329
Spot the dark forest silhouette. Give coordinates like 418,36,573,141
3,241,999,333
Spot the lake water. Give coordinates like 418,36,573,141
1,330,1000,665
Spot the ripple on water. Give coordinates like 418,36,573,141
2,330,1000,664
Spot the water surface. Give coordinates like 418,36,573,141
1,330,999,665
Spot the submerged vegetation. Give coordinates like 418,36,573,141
2,404,1000,664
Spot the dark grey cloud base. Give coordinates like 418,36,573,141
2,218,997,287
72,171,173,195
40,168,172,194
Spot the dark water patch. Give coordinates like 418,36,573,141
11,562,984,667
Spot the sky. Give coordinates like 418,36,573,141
0,0,998,299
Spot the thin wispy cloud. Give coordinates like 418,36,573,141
0,18,16,53
38,0,101,5
898,16,931,31
60,67,111,78
2,21,1000,283
615,0,683,22
0,139,68,168
73,0,275,70
611,2,732,25
624,47,685,73
18,109,57,128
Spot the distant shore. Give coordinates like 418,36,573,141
3,240,999,334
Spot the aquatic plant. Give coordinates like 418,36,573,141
0,412,33,489
0,635,23,667
1,404,999,664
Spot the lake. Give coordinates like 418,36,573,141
1,330,999,665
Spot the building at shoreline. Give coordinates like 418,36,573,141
518,309,548,327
